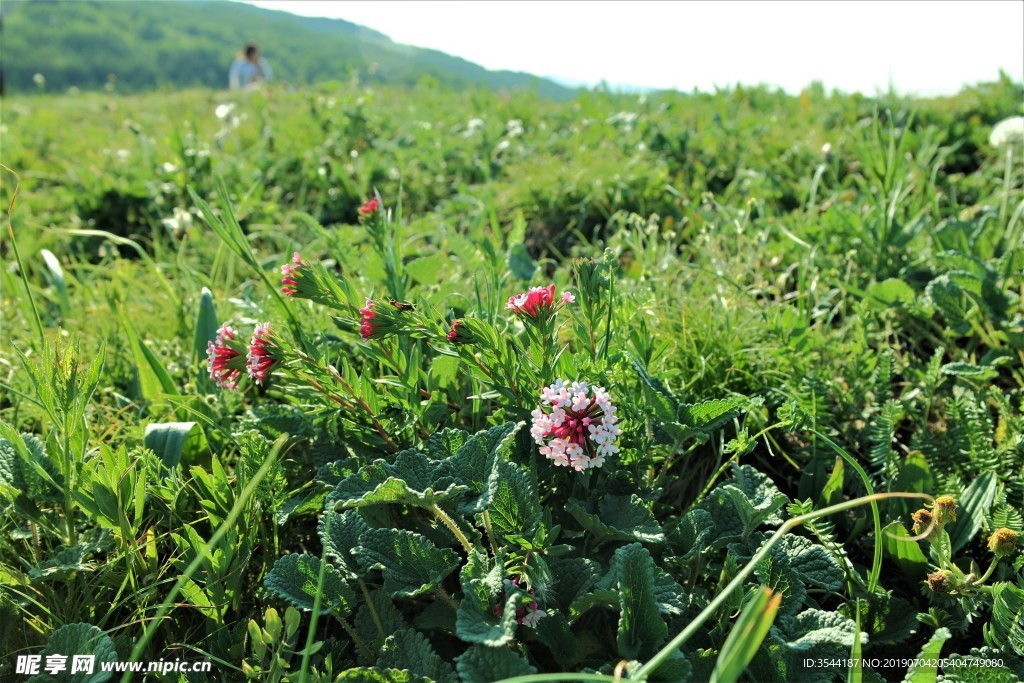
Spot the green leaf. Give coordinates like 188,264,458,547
508,243,537,280
406,256,443,285
948,471,998,553
989,583,1024,656
192,286,219,372
118,309,181,404
772,609,859,655
779,535,845,592
718,465,789,539
40,248,70,319
880,522,929,579
0,431,61,501
376,628,456,683
486,460,541,541
264,553,355,616
143,421,210,469
455,551,520,646
328,449,467,511
668,508,714,561
455,645,536,682
711,587,782,683
941,648,1021,683
29,623,117,683
335,668,414,683
866,278,916,307
355,588,409,652
677,397,749,431
427,428,468,460
902,627,950,683
354,528,459,598
566,494,665,544
610,543,667,660
755,540,808,618
318,509,369,579
439,422,524,514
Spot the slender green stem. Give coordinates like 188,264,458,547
358,579,385,641
433,504,474,553
975,557,1001,586
335,614,374,663
432,585,460,610
631,491,931,681
121,434,286,682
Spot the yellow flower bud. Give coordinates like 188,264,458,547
988,528,1019,559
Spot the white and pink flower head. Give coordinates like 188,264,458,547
280,252,304,297
531,379,621,471
505,284,574,320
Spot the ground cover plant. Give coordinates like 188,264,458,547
1,75,1023,682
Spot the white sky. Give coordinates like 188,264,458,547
242,0,1024,96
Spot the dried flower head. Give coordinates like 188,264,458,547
531,379,621,471
926,569,953,594
911,508,934,537
989,528,1020,559
929,496,958,527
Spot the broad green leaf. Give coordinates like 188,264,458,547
902,627,950,683
192,286,219,372
328,449,467,511
772,609,860,655
118,309,181,403
566,494,664,544
486,460,541,541
40,248,70,319
546,557,602,612
426,428,468,460
264,553,355,616
941,648,1021,683
439,422,524,514
354,588,409,652
508,243,537,280
318,509,369,579
455,645,536,682
940,362,999,381
880,522,929,579
780,535,845,592
948,471,998,553
354,528,459,598
677,397,749,431
711,587,782,683
0,431,61,501
455,550,519,646
376,628,456,683
29,623,117,683
866,278,915,306
755,540,808,618
668,508,714,561
610,543,667,660
143,421,210,469
718,465,790,539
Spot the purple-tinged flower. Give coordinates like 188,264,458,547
531,379,621,471
247,322,278,386
207,322,246,390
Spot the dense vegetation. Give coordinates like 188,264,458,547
1,73,1022,682
0,0,572,97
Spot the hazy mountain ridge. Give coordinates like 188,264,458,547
0,0,575,97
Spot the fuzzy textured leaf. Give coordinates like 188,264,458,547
376,628,456,683
566,494,664,544
354,528,459,598
264,553,355,616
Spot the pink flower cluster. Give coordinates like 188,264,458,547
207,322,243,390
358,197,380,218
531,379,621,471
280,252,303,297
207,321,280,389
359,299,377,340
505,284,574,319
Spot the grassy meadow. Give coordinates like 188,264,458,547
1,76,1023,682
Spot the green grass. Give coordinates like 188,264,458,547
1,76,1022,682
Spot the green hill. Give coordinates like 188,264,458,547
0,0,575,97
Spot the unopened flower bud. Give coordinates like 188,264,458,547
930,496,958,526
926,569,954,594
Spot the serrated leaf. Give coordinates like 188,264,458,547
335,669,413,683
940,362,999,381
376,628,456,683
941,648,1021,683
780,535,845,593
455,644,536,682
328,449,468,511
903,627,949,683
668,508,714,561
566,494,664,544
486,459,541,541
264,553,355,616
355,588,409,652
867,278,916,306
677,397,748,431
143,421,210,469
546,557,602,612
355,528,459,598
427,428,468,460
755,542,808,617
772,609,859,654
610,543,667,660
0,431,61,501
455,549,519,646
438,422,524,514
318,509,369,579
29,623,117,683
719,466,790,539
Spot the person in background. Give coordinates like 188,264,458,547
229,43,271,90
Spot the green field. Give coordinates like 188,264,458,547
1,76,1023,682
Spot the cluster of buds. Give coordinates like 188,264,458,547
358,298,417,341
496,578,547,629
506,284,574,321
358,196,380,219
913,495,1020,596
531,379,621,471
207,321,282,389
280,252,306,298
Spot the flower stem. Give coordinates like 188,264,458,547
433,504,475,553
